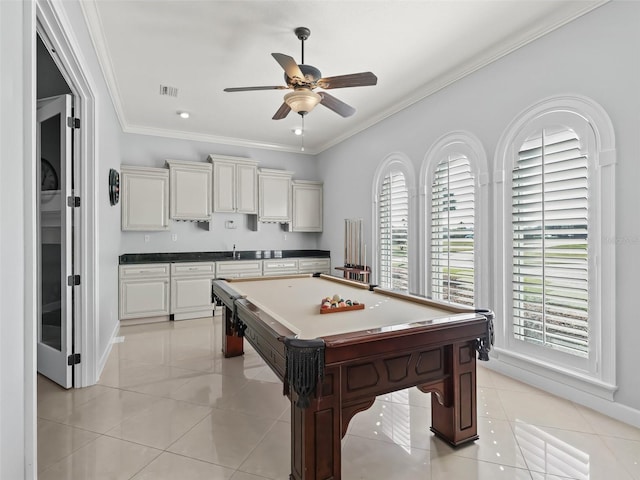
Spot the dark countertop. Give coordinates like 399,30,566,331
119,249,330,264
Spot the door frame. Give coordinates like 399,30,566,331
37,0,98,390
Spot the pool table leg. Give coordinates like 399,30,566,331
289,367,342,480
221,304,243,358
429,341,478,446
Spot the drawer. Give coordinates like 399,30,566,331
298,258,330,273
119,263,170,279
216,260,263,277
262,259,298,276
171,261,216,277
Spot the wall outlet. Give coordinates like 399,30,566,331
172,234,178,242
225,220,237,229
144,235,150,243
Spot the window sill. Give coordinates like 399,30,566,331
491,347,618,401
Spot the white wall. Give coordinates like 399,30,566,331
317,1,640,415
118,134,320,254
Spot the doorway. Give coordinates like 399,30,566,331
36,34,76,388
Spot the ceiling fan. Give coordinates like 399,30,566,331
223,27,377,120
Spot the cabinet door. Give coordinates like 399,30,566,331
171,276,214,314
236,163,258,214
119,278,170,319
121,167,169,231
292,182,323,232
213,161,236,212
168,162,212,221
259,173,291,222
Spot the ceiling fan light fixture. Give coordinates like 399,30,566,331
284,89,321,116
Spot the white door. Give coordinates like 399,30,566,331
37,94,74,388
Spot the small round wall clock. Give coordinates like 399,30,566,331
108,168,120,206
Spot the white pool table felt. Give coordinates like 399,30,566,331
227,276,476,339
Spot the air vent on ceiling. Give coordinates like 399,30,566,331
159,85,178,97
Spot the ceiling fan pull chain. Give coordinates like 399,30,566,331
301,115,305,152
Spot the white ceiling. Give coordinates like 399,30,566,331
80,1,605,155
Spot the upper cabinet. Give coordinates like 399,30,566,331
258,168,293,223
121,165,169,231
165,159,212,221
208,155,258,214
292,180,323,232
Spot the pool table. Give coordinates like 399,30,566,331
212,274,493,480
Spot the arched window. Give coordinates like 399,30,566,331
422,132,488,307
512,126,589,356
431,154,475,305
495,96,616,398
373,154,414,292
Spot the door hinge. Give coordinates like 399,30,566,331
67,116,80,129
67,353,81,366
67,196,80,207
67,274,80,286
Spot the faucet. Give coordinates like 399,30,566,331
232,244,236,259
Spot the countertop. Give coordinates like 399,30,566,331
119,249,330,264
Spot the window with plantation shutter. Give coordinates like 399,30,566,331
512,127,589,357
378,171,409,291
496,96,616,398
431,155,475,306
431,155,475,305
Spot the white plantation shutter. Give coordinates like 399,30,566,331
379,171,409,291
431,155,475,306
512,128,589,358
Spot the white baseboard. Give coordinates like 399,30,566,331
485,358,640,429
96,319,120,383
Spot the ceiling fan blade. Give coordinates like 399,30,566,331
318,92,355,118
272,102,291,120
224,86,288,92
272,53,304,81
317,72,378,89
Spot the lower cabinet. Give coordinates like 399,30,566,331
170,262,216,320
119,264,170,320
119,257,330,322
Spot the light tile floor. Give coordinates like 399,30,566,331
38,316,640,479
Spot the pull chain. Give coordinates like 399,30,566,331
301,115,305,152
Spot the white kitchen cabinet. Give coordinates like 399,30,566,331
208,155,258,214
292,181,323,232
298,257,331,274
216,260,263,278
170,262,215,320
119,263,170,320
121,166,170,231
165,159,212,221
262,258,299,276
258,168,293,223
